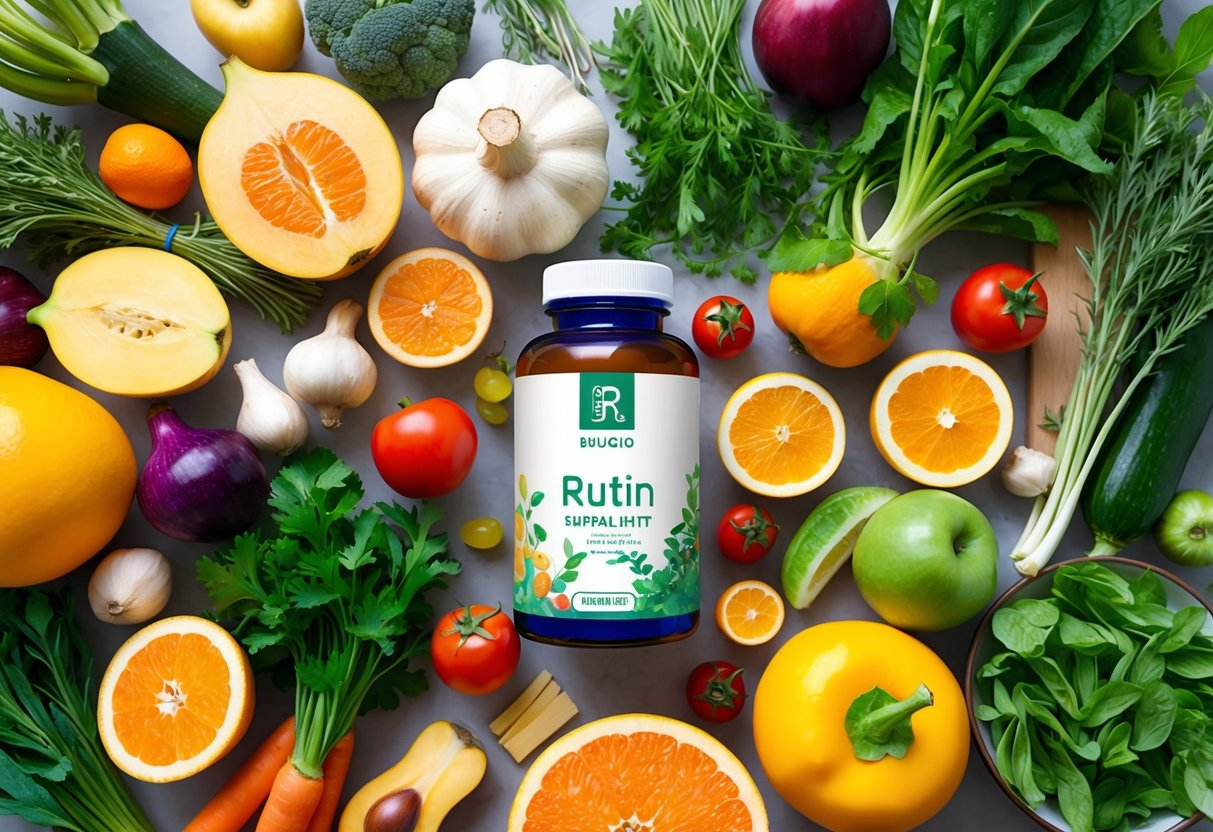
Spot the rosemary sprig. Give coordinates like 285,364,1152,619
483,0,596,94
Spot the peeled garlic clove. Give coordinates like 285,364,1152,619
1002,446,1057,498
283,300,378,430
234,357,309,455
88,548,172,625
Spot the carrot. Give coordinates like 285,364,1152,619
255,760,326,832
184,717,297,832
304,730,355,832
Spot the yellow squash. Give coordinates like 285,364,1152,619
339,720,486,831
768,254,898,368
752,620,968,832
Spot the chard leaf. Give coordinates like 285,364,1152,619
992,0,1096,99
850,62,916,156
1131,680,1177,751
1114,7,1173,78
963,0,1016,70
955,206,1059,244
858,279,915,339
1157,6,1213,100
1003,104,1112,173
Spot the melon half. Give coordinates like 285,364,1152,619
198,58,404,280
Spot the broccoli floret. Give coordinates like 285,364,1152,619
304,0,475,101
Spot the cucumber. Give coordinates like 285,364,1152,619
1081,316,1213,557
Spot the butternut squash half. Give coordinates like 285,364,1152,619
198,58,403,280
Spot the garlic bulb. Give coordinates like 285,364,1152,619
412,59,610,261
283,300,378,429
88,548,172,625
1002,446,1058,498
234,358,309,455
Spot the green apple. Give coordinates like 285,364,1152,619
852,490,998,631
1156,489,1213,567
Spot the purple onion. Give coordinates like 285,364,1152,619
137,404,269,542
752,0,892,111
0,267,49,368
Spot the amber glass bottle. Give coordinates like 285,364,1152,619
512,260,700,647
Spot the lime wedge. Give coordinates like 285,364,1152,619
781,486,899,609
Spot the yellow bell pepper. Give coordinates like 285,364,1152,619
752,620,968,832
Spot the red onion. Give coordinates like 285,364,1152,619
0,266,49,368
752,0,892,111
137,404,269,542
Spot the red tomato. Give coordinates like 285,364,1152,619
950,264,1048,353
691,295,755,359
431,604,521,696
717,504,779,564
553,594,571,611
686,661,746,722
371,397,477,499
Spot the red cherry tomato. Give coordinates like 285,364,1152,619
553,594,571,611
950,264,1048,353
431,604,521,696
691,295,755,359
371,397,477,498
686,661,746,722
717,504,779,564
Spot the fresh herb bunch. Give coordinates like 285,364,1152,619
0,112,322,332
977,562,1213,831
596,0,825,282
0,589,154,832
197,448,461,778
483,0,596,94
1012,91,1213,576
772,0,1185,336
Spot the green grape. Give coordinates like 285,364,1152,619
476,396,509,425
460,516,504,549
474,366,513,403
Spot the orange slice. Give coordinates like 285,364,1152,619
717,372,845,497
368,247,493,368
716,580,785,646
97,616,253,783
870,349,1013,487
509,713,769,832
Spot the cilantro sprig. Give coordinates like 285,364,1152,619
198,448,460,778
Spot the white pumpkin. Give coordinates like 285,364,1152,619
411,59,610,262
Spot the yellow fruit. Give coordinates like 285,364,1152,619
870,350,1013,487
98,615,254,783
99,123,194,210
533,572,552,598
27,248,231,397
510,713,768,831
514,513,524,541
0,368,135,587
367,248,493,368
717,372,845,497
198,58,403,280
715,580,785,646
190,0,304,71
339,720,486,832
514,546,526,579
532,551,551,570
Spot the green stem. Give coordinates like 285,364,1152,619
0,61,98,103
857,685,934,741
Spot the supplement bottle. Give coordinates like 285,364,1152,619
513,260,699,647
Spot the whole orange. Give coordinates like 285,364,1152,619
0,367,136,586
99,124,194,210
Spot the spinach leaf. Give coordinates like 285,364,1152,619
1172,754,1198,816
1159,606,1206,653
1047,735,1096,832
1182,751,1213,815
1129,633,1166,685
1129,568,1168,608
991,0,1096,98
1166,647,1213,680
1100,722,1139,768
1157,6,1213,99
1060,614,1118,653
1080,680,1141,726
993,599,1059,657
1013,721,1047,808
1092,777,1127,831
1032,656,1083,719
1131,680,1177,751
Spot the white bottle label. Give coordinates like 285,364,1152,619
513,372,700,620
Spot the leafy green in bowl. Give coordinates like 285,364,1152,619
965,557,1213,832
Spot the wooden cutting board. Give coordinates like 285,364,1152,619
1027,206,1093,454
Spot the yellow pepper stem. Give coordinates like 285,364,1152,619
845,683,934,761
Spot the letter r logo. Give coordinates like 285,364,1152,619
592,385,625,423
580,373,634,430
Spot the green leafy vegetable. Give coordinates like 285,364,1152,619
596,0,825,281
0,112,321,332
483,0,596,94
0,589,153,832
198,448,460,778
976,562,1213,829
1011,91,1213,575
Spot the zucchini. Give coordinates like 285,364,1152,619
1081,316,1213,556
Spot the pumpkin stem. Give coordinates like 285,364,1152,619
477,108,537,179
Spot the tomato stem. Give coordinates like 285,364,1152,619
999,272,1047,330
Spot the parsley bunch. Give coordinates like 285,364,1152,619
596,0,825,282
198,449,460,778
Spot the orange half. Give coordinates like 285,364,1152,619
715,579,785,646
509,713,769,831
368,247,493,368
870,349,1013,487
97,616,253,783
717,372,845,497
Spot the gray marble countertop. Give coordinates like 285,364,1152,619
1,1,1211,830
